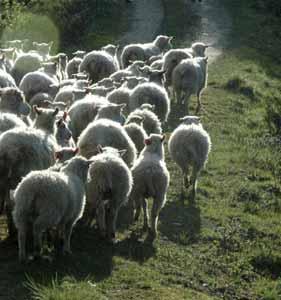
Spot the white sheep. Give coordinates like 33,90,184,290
129,82,170,122
0,124,58,236
109,60,146,83
66,57,82,79
101,44,120,70
0,69,16,88
13,156,91,262
106,86,131,115
124,116,147,154
121,35,173,68
0,112,27,135
172,56,208,114
0,87,31,117
67,94,108,141
10,52,42,85
129,134,169,241
32,105,59,134
32,41,53,61
168,116,211,201
29,93,54,119
55,113,75,148
126,104,162,135
162,49,193,94
79,50,117,83
78,118,137,167
19,71,59,103
186,42,209,58
95,103,126,125
86,146,133,241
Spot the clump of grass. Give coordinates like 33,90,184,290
225,76,256,101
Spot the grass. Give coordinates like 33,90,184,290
1,0,281,299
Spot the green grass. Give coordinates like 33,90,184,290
1,0,281,299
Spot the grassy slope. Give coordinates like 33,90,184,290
1,1,281,299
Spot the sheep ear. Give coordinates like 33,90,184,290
53,107,59,116
161,135,165,142
144,138,151,146
151,105,156,111
204,56,208,63
73,147,79,154
33,105,42,115
56,118,63,126
97,144,103,153
118,149,127,157
55,150,62,160
168,36,174,42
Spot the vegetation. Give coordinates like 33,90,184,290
0,0,281,299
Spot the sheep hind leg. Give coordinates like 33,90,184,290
195,92,203,114
183,92,192,115
96,201,106,239
190,166,200,203
142,198,149,232
147,195,165,242
62,221,74,255
18,226,27,263
6,190,17,238
33,219,45,259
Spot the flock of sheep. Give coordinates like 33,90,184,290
0,35,211,262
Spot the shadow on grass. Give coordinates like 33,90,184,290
0,217,156,300
158,193,201,245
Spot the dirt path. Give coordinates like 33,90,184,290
117,0,164,45
184,0,232,63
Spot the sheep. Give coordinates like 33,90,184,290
79,50,117,83
129,82,170,122
53,86,80,108
19,71,59,103
86,146,133,241
121,35,173,68
55,112,75,148
95,103,126,125
186,42,209,58
106,87,131,115
126,104,162,135
32,105,59,134
168,116,211,201
0,112,27,135
86,86,114,97
147,54,163,65
0,69,16,88
124,116,147,154
10,52,42,85
150,59,164,71
0,48,15,72
172,56,208,114
162,49,193,94
109,60,146,83
94,77,115,88
66,57,82,79
72,50,86,59
0,124,58,236
121,76,148,89
0,87,31,117
101,44,120,70
39,62,59,83
0,54,7,71
29,93,54,119
129,134,169,241
13,156,92,262
48,53,68,81
78,118,137,167
67,94,108,141
32,41,53,61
